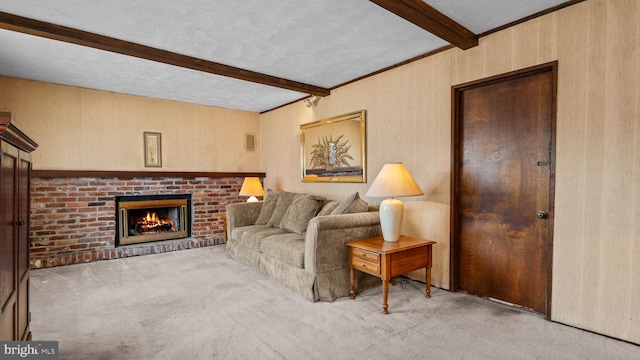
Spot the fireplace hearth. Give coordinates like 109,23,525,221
116,194,192,246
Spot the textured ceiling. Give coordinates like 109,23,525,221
0,0,573,113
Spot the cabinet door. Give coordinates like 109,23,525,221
17,153,31,340
0,145,18,341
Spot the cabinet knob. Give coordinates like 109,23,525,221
16,220,26,226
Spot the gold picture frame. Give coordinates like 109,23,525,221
300,110,366,183
144,132,162,167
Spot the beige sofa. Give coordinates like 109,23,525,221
225,191,382,301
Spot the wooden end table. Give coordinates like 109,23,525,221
346,235,435,314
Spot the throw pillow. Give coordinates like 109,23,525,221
255,189,279,225
266,191,296,228
330,192,360,215
343,198,369,214
317,200,339,216
280,194,325,234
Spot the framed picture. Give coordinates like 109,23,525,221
144,132,162,167
245,132,256,152
300,110,366,183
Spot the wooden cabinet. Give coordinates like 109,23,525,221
0,112,38,341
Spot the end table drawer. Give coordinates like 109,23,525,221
352,249,380,263
352,256,380,274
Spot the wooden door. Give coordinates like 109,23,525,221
17,153,32,340
453,64,556,315
0,144,18,340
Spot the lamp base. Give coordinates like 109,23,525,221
247,196,259,202
379,197,404,242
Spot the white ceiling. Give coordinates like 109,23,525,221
0,0,573,113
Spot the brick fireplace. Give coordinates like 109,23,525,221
29,171,264,268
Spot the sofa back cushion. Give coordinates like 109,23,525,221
344,198,369,214
280,194,325,234
255,189,279,225
317,200,339,216
330,192,369,215
266,191,297,228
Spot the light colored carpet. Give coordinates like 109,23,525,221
31,245,640,360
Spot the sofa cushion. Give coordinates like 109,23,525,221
330,192,358,214
317,200,339,216
231,225,289,251
330,192,368,215
343,198,369,214
266,191,297,228
259,233,306,269
280,194,325,234
255,189,279,225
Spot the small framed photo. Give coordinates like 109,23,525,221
144,132,162,167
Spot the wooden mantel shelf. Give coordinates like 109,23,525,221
32,170,266,179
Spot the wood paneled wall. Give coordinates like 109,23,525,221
554,0,640,342
260,0,640,344
0,76,261,172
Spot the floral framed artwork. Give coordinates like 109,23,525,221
300,110,366,183
144,132,162,167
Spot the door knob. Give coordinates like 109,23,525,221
536,210,548,219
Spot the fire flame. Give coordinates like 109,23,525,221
139,211,175,231
145,211,158,223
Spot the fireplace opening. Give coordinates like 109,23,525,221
115,194,192,246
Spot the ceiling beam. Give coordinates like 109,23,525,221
0,11,330,97
369,0,478,50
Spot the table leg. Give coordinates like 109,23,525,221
382,280,389,314
349,266,356,299
426,266,432,298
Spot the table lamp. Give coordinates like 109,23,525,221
365,163,423,242
239,177,264,202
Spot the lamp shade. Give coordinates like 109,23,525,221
365,163,423,242
365,163,423,198
239,177,264,202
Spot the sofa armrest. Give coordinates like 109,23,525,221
225,202,263,238
304,212,381,274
